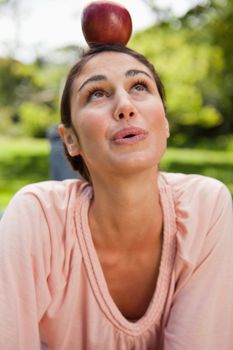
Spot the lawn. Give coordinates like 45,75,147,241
0,137,50,210
160,148,233,195
0,137,232,211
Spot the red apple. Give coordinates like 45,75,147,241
81,1,132,47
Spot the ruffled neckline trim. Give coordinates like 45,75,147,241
73,175,177,336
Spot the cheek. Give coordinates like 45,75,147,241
74,111,108,146
146,102,167,132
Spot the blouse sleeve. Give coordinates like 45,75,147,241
164,183,233,350
0,189,52,350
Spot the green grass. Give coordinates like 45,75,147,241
0,137,232,211
0,137,50,210
160,148,233,195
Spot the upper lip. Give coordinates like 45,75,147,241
112,127,147,141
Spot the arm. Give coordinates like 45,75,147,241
0,190,51,350
164,185,233,350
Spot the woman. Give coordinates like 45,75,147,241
0,44,233,350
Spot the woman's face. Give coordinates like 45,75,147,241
65,51,169,179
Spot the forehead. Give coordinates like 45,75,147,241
76,51,152,83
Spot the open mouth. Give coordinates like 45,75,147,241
112,127,148,144
123,134,136,138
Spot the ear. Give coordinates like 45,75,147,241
58,124,80,157
164,118,170,138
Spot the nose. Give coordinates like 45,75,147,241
113,93,137,121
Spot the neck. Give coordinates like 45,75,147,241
88,168,163,249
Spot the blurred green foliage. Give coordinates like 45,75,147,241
0,57,63,137
19,102,55,137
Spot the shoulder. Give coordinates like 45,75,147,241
1,179,87,238
160,172,233,264
8,179,85,211
161,171,232,210
0,179,89,257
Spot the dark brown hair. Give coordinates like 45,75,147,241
60,44,166,182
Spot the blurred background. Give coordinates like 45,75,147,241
0,0,232,213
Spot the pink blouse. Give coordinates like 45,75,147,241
0,172,233,350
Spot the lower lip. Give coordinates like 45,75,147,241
113,133,147,145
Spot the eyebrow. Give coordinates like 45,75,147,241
78,68,153,92
125,69,153,80
78,75,106,92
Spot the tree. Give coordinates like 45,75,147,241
0,57,61,137
181,0,233,133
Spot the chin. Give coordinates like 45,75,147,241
111,152,163,175
87,144,167,178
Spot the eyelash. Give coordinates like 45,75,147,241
86,87,106,102
131,79,150,92
86,78,150,102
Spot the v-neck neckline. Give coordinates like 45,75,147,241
74,175,176,336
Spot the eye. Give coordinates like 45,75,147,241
134,84,147,91
88,89,106,101
131,80,149,93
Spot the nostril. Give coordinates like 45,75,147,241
117,111,135,119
